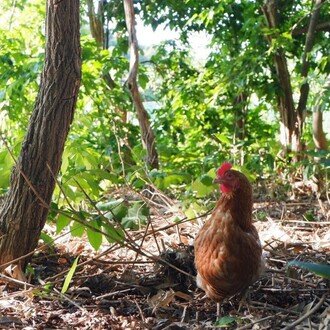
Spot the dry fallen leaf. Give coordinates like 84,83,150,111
148,289,176,312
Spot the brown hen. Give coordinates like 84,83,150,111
194,162,263,303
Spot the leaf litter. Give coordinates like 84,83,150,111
0,186,329,329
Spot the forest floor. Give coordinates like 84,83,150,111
0,185,329,329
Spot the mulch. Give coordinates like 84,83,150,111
0,190,329,329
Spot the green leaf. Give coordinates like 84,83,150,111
214,316,237,328
121,202,149,229
56,213,72,234
214,133,231,146
103,223,125,243
184,202,204,219
70,221,85,237
162,173,189,188
96,199,128,221
86,220,102,250
287,260,330,279
39,232,54,246
61,256,79,294
200,174,213,186
191,179,213,197
61,149,70,174
303,211,315,222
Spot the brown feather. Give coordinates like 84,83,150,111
194,170,263,302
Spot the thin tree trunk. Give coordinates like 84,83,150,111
86,0,104,47
233,93,248,141
123,0,159,169
313,106,328,151
296,0,324,141
262,0,297,152
262,0,323,154
86,0,133,168
0,0,81,270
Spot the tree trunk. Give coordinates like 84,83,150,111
233,93,248,141
0,0,81,270
262,0,298,152
296,0,324,146
262,0,323,155
86,0,104,47
123,0,159,169
86,0,133,167
313,106,328,151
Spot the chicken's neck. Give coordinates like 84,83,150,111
217,189,253,230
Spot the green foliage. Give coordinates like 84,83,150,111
97,199,128,220
214,315,239,328
39,232,54,246
61,256,79,294
86,220,103,250
56,213,71,234
122,201,149,229
0,0,329,253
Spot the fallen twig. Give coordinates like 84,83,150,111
283,292,328,330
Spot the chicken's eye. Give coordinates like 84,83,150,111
226,172,233,179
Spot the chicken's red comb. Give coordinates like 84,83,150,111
216,162,232,177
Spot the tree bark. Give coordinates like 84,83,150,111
296,0,324,135
123,0,159,169
262,0,323,154
233,93,248,141
292,21,330,36
0,0,81,269
262,0,297,151
86,0,104,48
313,106,328,151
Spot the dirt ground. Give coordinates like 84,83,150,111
0,190,329,329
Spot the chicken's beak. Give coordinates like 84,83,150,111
213,177,223,184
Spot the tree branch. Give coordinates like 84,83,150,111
292,21,330,36
86,0,104,47
296,0,324,127
123,0,159,169
262,0,296,134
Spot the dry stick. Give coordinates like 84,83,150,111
147,215,162,255
51,164,129,247
0,216,85,271
0,287,35,301
46,163,77,213
282,220,330,225
74,177,139,249
134,299,146,322
75,180,148,260
250,301,300,315
261,287,329,293
180,305,188,324
283,293,328,330
236,313,282,330
114,127,126,178
176,224,182,244
44,245,119,282
134,219,151,262
52,287,85,312
93,260,154,265
139,209,212,238
2,139,194,289
96,288,133,300
0,134,48,208
0,273,35,289
130,183,173,217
